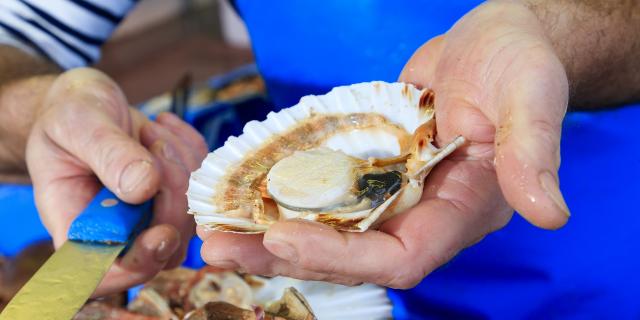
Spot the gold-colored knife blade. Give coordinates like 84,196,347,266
0,241,124,320
0,188,150,320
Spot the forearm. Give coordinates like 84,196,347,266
520,0,640,108
0,46,59,183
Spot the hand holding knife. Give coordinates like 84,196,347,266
0,188,151,320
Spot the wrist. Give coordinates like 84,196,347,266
0,74,57,182
512,0,640,107
0,45,60,182
512,0,580,91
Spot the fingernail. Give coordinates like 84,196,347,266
160,141,182,165
264,239,298,263
119,160,152,194
155,239,177,262
539,171,570,217
209,260,240,270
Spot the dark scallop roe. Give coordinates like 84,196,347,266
357,171,403,208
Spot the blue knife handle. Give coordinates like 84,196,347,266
67,188,152,245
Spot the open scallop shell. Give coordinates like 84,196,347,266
188,81,464,233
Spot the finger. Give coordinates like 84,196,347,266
140,120,205,265
494,48,570,229
141,121,203,172
94,224,180,296
196,225,216,241
34,175,101,248
141,124,196,269
264,221,406,283
26,124,99,246
263,159,512,288
200,232,271,273
156,112,209,163
199,230,362,286
398,34,445,88
400,34,497,156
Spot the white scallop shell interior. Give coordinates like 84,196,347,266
323,129,401,159
188,81,431,227
253,276,393,320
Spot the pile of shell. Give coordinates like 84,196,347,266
73,267,316,320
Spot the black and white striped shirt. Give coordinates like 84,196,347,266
0,0,136,69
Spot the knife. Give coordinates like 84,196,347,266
0,187,151,320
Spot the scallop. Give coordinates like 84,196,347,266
187,81,465,233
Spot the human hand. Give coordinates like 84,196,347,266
198,1,570,287
25,68,208,295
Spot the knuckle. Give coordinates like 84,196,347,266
489,206,513,232
316,246,351,275
164,163,189,190
319,258,341,275
531,118,558,139
529,118,560,157
429,244,458,268
386,248,460,289
530,118,558,138
87,125,116,146
382,255,424,289
387,268,423,289
45,101,86,138
296,252,326,272
294,242,346,275
89,129,126,171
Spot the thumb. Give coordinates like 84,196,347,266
28,118,160,245
40,70,161,204
399,35,445,88
53,118,160,204
494,53,570,230
42,101,160,203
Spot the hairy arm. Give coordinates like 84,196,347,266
522,0,640,108
0,46,60,182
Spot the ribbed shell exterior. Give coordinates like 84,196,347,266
252,276,392,320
